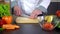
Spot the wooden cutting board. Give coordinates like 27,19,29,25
16,17,40,23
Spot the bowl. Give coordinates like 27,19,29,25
38,15,59,31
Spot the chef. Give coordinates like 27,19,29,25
11,0,51,19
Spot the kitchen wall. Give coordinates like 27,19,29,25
51,0,57,2
51,0,60,2
47,0,60,15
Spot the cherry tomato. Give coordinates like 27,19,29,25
43,23,54,30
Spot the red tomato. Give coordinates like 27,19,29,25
2,16,12,24
56,10,60,17
0,19,6,27
43,23,54,30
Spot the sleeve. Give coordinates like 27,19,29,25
36,0,51,14
11,0,17,8
11,0,21,8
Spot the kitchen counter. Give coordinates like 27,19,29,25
0,23,60,34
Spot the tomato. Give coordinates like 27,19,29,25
43,23,54,30
0,19,6,27
2,16,12,24
56,10,60,17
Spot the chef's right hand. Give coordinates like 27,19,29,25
14,6,22,16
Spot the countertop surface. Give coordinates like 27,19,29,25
0,23,60,34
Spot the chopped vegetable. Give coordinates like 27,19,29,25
45,16,54,23
42,22,54,30
57,22,60,28
53,16,60,28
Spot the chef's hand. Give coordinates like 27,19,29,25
30,9,42,19
14,6,22,16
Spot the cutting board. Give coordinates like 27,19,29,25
16,17,40,23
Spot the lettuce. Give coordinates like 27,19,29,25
0,3,11,17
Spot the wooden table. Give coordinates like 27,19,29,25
0,23,60,34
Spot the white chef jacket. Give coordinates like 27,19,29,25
11,0,51,17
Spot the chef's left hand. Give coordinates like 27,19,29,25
30,9,42,19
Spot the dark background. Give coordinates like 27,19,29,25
47,2,60,15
